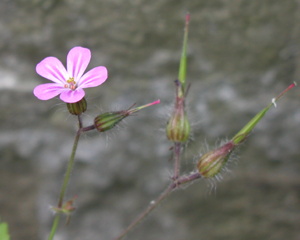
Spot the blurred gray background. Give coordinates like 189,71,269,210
0,0,299,240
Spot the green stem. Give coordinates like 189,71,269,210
57,128,81,207
48,115,83,240
48,214,60,240
173,142,182,180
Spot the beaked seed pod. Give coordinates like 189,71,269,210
94,99,160,133
166,80,190,143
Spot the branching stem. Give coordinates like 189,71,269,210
113,172,201,240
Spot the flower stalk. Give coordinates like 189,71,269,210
166,13,191,181
48,115,83,240
115,15,193,240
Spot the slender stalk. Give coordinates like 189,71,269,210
57,128,82,208
173,142,182,180
113,185,173,240
47,116,83,240
113,172,201,240
47,214,60,240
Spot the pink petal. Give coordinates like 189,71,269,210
67,46,91,81
36,57,69,84
33,83,64,100
78,66,108,88
59,88,85,103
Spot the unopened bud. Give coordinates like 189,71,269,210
197,141,236,178
66,97,87,115
94,100,160,133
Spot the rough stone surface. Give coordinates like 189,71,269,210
0,1,300,240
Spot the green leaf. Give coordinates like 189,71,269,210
0,222,11,240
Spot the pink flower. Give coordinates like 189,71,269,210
33,46,108,103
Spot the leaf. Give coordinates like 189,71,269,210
0,222,11,240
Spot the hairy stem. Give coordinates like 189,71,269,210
57,128,81,207
48,115,83,240
47,214,60,240
173,142,182,179
113,172,201,240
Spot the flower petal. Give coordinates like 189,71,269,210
67,46,91,81
59,88,85,103
36,57,69,84
78,66,108,88
33,83,64,100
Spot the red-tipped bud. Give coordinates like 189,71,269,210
197,141,236,178
94,100,160,133
66,97,87,115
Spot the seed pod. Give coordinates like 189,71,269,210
166,80,190,143
166,97,190,142
94,111,128,132
197,141,236,178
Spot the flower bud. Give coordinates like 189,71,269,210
66,97,87,115
94,100,160,133
197,141,236,178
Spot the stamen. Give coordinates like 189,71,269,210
67,77,75,84
65,77,77,90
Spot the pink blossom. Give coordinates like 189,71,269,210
33,46,108,103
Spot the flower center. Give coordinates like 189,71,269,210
64,77,77,90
